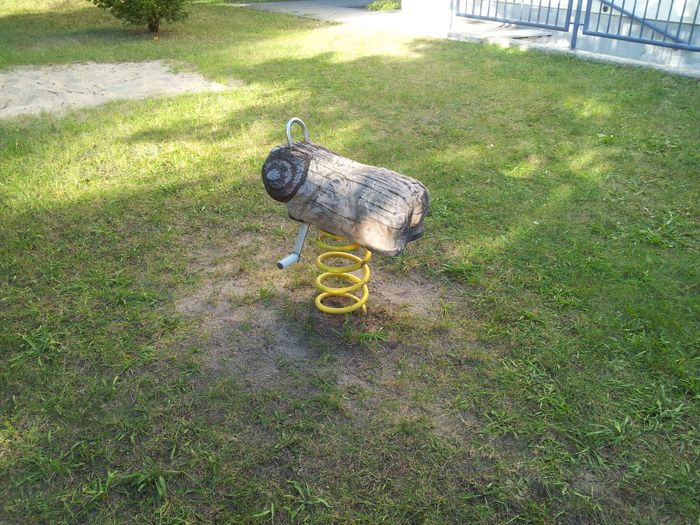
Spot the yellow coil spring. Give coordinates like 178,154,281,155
314,230,372,314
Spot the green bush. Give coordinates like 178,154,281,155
367,0,401,11
88,0,190,33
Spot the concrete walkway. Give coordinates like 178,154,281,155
246,0,448,37
245,0,547,39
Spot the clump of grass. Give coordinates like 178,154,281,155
368,0,401,11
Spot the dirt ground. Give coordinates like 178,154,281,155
176,235,445,367
0,61,234,118
174,231,478,442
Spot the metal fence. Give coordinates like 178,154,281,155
455,0,574,31
582,0,700,51
455,0,700,51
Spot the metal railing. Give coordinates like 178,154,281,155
582,0,700,51
455,0,700,51
455,0,575,31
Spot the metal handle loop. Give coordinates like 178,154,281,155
286,117,310,147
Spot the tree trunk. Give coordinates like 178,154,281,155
148,20,160,33
262,142,429,256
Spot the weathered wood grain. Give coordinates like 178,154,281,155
262,142,429,255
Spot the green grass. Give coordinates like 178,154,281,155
368,0,401,11
229,0,300,3
1,1,699,523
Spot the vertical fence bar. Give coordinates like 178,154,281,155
639,0,650,38
652,0,664,39
555,0,562,25
627,0,639,36
595,0,603,32
675,0,689,41
571,0,585,47
687,1,699,45
605,0,615,33
662,0,676,42
525,0,532,23
616,0,628,36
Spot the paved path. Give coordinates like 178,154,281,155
246,1,451,37
245,0,551,39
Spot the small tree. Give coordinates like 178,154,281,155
89,0,190,33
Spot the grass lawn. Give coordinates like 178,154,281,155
1,1,699,523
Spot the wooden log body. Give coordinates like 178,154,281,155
262,142,429,256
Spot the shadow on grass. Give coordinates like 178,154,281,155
0,3,321,68
1,4,698,523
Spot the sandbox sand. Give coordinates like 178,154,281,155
0,61,231,118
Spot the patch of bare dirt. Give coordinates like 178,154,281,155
571,470,604,496
370,270,446,316
0,61,235,118
201,306,316,385
329,316,481,442
176,234,318,387
176,231,476,445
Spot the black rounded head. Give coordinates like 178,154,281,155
261,147,311,202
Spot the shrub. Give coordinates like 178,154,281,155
89,0,190,33
367,0,401,10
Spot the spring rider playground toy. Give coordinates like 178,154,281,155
262,118,430,314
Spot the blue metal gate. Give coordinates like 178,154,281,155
581,0,700,51
454,0,700,51
454,0,575,32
